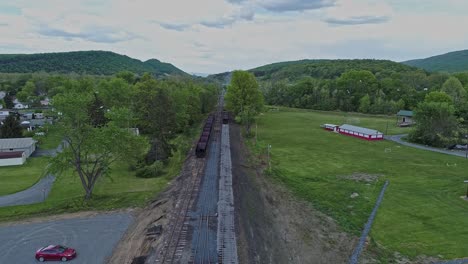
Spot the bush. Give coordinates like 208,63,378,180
135,161,165,178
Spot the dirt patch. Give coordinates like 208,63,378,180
231,123,361,264
339,172,384,183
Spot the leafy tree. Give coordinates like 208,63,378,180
424,91,452,104
48,90,147,200
409,102,459,147
0,115,23,138
3,93,14,109
134,77,177,161
441,76,465,104
358,94,371,113
225,70,264,134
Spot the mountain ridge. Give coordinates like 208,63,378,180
0,50,187,76
402,50,468,73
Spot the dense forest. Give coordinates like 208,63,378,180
403,50,468,73
209,59,467,115
0,51,187,77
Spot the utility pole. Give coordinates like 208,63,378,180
267,144,272,170
255,122,258,146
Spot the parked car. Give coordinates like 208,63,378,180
448,144,468,150
35,245,76,262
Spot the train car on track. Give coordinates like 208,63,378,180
222,111,229,124
196,115,215,158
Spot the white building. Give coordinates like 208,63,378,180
0,91,5,100
0,151,26,166
0,111,10,121
0,138,37,158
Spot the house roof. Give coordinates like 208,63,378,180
0,151,24,159
339,124,383,135
397,110,414,117
0,138,36,150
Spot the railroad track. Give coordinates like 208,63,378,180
154,156,205,264
152,93,225,264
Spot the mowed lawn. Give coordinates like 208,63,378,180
254,108,468,259
0,157,48,196
0,160,169,220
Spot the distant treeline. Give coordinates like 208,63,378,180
246,59,468,115
0,51,187,77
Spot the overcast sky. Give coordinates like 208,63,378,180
1,0,467,74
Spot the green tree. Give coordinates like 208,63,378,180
358,94,371,113
336,70,379,112
48,91,147,200
134,77,177,162
409,102,459,147
3,93,14,109
0,115,23,138
441,76,465,104
424,91,452,104
225,70,264,134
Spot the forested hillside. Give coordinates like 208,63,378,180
402,50,468,73
251,59,418,81
0,51,187,76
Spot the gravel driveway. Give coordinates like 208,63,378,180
0,212,133,264
385,134,468,158
0,175,56,208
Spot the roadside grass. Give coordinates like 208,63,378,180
0,157,49,196
0,124,201,222
250,107,468,260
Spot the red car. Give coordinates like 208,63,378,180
35,245,76,262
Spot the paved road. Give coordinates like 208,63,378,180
0,175,56,208
0,213,133,264
385,134,468,158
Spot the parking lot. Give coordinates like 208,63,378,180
0,212,133,264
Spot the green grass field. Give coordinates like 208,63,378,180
0,157,48,196
0,126,198,222
251,107,468,260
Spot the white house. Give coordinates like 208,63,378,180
0,111,10,121
0,138,37,158
0,91,5,100
13,98,29,109
0,151,26,166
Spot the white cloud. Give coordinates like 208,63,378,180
1,0,468,73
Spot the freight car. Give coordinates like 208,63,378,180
196,115,215,158
222,111,229,124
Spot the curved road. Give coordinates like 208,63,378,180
0,175,56,207
385,134,468,158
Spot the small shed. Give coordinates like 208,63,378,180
337,124,384,140
0,138,37,157
396,110,414,127
0,151,26,166
321,123,339,132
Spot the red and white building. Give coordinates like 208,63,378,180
321,123,339,132
337,124,384,140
